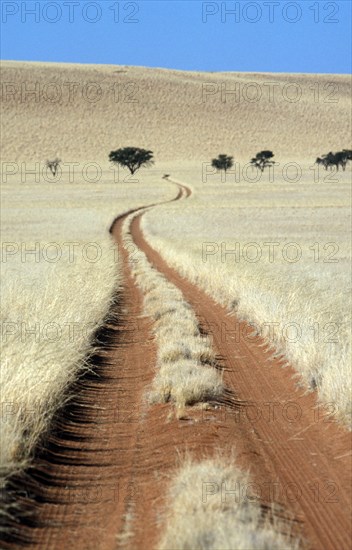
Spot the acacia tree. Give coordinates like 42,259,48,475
109,147,154,175
211,154,234,174
339,149,352,170
46,158,61,177
315,156,329,170
316,150,352,171
250,150,275,172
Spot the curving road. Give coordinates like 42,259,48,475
2,179,350,550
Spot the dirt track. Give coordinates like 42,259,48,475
131,198,352,550
2,180,351,550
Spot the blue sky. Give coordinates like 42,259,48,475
1,1,351,73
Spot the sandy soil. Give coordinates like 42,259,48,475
1,61,350,163
2,183,350,550
132,199,351,550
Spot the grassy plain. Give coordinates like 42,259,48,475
142,166,352,426
1,61,350,547
0,172,175,478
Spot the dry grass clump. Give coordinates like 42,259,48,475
153,306,197,331
157,337,215,365
146,298,191,321
150,361,223,409
157,456,299,550
122,213,223,411
155,321,200,339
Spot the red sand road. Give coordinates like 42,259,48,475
129,197,351,550
3,186,282,550
2,181,350,550
5,208,218,550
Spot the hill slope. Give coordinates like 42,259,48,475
1,61,350,163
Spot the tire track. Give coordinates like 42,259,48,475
2,179,350,550
1,189,185,549
0,180,231,550
129,184,351,550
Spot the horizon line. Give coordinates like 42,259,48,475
1,59,351,77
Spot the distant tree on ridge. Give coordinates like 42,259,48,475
109,147,154,175
211,154,234,174
250,150,275,172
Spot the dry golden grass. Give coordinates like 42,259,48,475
158,454,299,550
122,212,223,414
142,167,352,427
1,63,350,548
0,174,175,481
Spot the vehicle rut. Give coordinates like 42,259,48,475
2,179,350,550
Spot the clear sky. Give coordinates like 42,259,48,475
1,0,351,73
